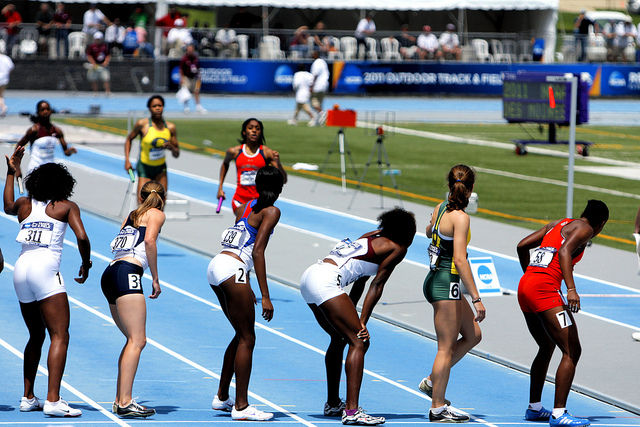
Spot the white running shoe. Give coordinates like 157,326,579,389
287,119,297,125
342,407,385,425
196,104,207,113
212,395,234,412
43,399,82,417
19,396,44,412
231,405,273,421
307,119,317,127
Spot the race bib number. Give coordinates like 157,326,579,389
529,247,556,268
128,273,142,290
110,226,140,252
149,147,165,161
240,170,257,186
449,282,461,300
428,243,440,270
235,268,247,284
556,310,572,328
221,224,249,249
16,221,54,246
329,238,363,257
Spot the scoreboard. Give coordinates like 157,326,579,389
502,72,589,125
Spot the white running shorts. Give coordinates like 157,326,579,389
207,253,249,286
13,252,65,303
300,261,345,306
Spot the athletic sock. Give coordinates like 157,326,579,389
529,402,543,411
430,405,446,415
552,408,566,418
345,408,358,416
426,377,433,388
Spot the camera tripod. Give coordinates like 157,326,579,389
312,128,358,193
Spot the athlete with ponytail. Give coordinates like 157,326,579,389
207,166,284,421
420,164,486,422
16,100,77,176
101,181,166,418
516,200,608,427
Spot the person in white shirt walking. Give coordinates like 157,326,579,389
309,50,330,126
0,53,14,117
288,64,314,126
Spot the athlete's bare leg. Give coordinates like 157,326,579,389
523,311,556,403
430,299,462,408
19,301,46,399
211,284,237,402
39,292,71,402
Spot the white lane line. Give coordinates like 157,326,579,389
0,263,131,427
472,166,640,200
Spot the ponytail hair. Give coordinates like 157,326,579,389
580,199,609,229
253,166,283,213
446,164,475,212
130,181,166,227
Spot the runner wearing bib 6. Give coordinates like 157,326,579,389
516,200,608,427
300,208,416,426
421,164,486,423
217,118,287,213
124,95,179,203
4,147,91,418
207,166,284,421
101,181,165,418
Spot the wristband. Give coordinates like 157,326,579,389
472,297,482,304
566,288,576,292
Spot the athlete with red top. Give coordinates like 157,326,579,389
217,118,287,213
517,200,608,427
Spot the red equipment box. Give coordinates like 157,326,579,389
326,108,357,128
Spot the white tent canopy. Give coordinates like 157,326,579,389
163,0,557,9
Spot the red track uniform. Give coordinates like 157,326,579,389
518,219,585,313
231,144,267,210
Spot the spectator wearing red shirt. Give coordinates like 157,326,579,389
179,44,205,113
53,3,72,59
85,31,111,95
155,7,182,37
2,4,22,57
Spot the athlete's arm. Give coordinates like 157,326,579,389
166,122,179,158
67,201,92,284
251,206,281,322
3,146,27,215
56,127,77,156
558,222,592,312
516,220,558,273
124,119,144,171
452,211,486,322
144,209,166,299
265,147,288,183
217,146,238,200
426,203,442,238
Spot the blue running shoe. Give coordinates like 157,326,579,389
525,407,552,421
549,411,590,427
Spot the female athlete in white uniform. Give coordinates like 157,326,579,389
300,208,416,426
207,166,284,421
4,147,91,418
16,100,77,176
101,181,165,418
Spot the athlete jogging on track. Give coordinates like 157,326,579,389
101,181,165,418
217,118,287,214
207,166,284,421
300,208,416,426
15,100,77,176
517,200,608,427
124,95,179,203
421,164,486,423
4,147,91,418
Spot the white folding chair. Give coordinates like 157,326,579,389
490,39,510,63
327,36,343,60
340,36,357,60
471,39,492,62
381,37,401,60
365,37,377,60
237,34,249,58
68,31,87,59
518,40,533,62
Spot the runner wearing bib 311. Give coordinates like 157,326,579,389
516,200,608,427
217,118,287,213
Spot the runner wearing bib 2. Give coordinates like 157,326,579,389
516,200,608,427
124,95,179,203
207,166,283,421
4,148,91,418
101,181,165,418
421,165,486,423
300,208,416,426
217,118,287,213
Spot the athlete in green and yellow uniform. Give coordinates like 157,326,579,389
124,95,179,203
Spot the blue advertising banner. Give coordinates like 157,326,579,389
169,59,640,97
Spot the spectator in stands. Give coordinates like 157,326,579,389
167,18,193,54
155,7,182,38
311,21,330,56
531,37,545,62
122,25,140,57
214,25,238,58
574,10,595,62
83,3,110,38
398,24,417,59
439,23,461,60
105,18,126,56
0,52,14,117
355,13,375,60
135,25,154,58
129,6,148,29
85,31,111,96
417,25,439,60
290,26,310,58
53,3,71,59
35,3,54,57
179,43,206,113
1,4,22,58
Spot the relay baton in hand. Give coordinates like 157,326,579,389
216,196,224,214
17,176,24,194
128,168,135,182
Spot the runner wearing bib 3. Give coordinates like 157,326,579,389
217,118,287,213
516,200,608,427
